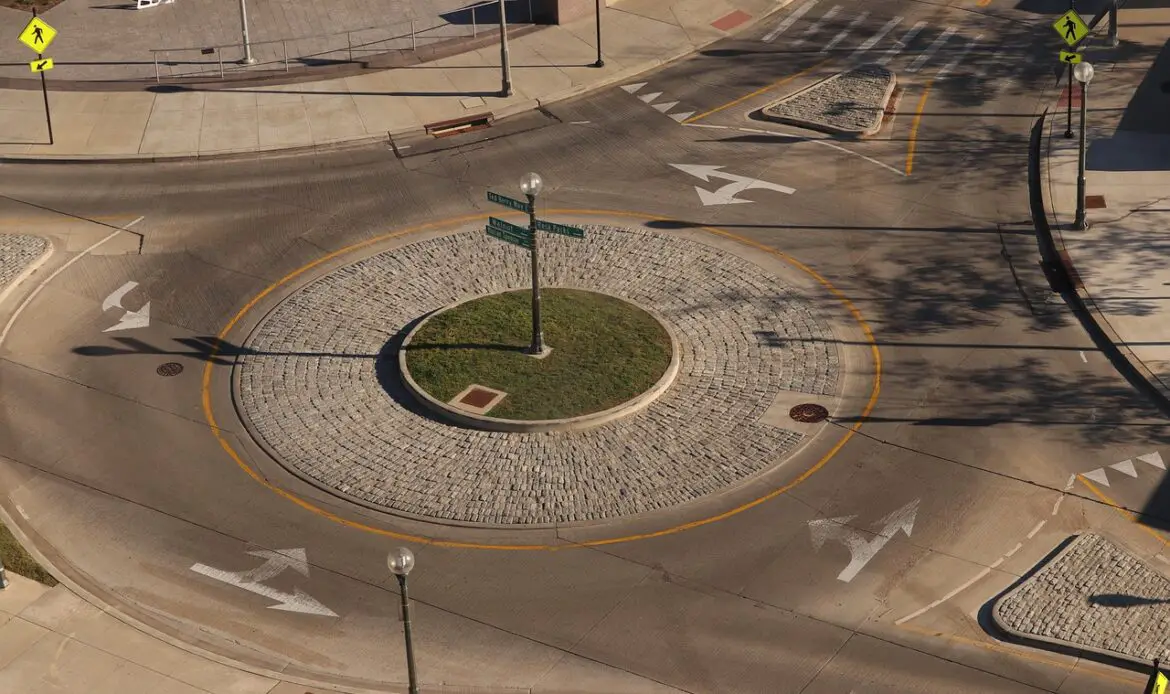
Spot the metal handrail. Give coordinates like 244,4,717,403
149,1,525,83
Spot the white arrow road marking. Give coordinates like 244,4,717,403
190,548,336,617
808,499,919,582
1140,452,1166,470
669,164,795,205
1111,459,1138,477
101,280,151,333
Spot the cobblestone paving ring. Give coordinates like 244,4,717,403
235,225,842,526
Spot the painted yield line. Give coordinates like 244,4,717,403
850,16,902,59
763,0,819,42
906,26,956,73
822,11,869,53
682,58,833,124
792,4,840,49
876,20,926,65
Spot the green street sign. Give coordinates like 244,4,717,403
488,216,528,236
487,191,531,213
535,219,584,238
486,224,533,249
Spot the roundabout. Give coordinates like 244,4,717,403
226,222,872,528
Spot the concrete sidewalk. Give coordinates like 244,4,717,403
1045,3,1170,405
0,0,788,162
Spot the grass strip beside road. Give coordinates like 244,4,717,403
405,289,672,420
0,521,57,586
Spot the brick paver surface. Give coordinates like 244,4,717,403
235,226,841,525
0,234,49,296
994,533,1170,663
0,0,499,81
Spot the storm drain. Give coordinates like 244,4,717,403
425,112,494,138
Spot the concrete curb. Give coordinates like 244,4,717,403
398,288,682,433
0,236,53,310
989,533,1162,670
0,0,794,165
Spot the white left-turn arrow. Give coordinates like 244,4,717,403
190,548,337,617
669,164,795,205
102,280,151,332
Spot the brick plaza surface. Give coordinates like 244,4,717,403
235,226,841,525
0,234,49,295
994,533,1170,663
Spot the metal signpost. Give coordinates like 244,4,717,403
485,177,585,356
1053,8,1088,139
18,11,57,145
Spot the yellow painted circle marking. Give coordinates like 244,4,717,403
201,210,882,550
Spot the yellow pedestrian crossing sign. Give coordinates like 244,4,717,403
1146,669,1168,694
1060,50,1083,64
18,16,57,54
1053,9,1089,48
29,57,53,72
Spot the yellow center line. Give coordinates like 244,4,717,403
1078,475,1170,548
683,58,834,125
976,0,991,6
904,80,934,175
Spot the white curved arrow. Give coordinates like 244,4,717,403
102,281,151,333
808,499,919,582
669,164,795,205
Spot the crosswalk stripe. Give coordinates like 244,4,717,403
791,4,840,49
821,11,869,53
763,0,819,42
877,20,926,65
906,26,956,73
935,34,981,78
850,16,902,59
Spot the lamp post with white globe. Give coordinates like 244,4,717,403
388,547,419,694
1073,60,1094,231
520,172,546,355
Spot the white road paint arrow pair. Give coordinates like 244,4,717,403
669,164,795,205
190,548,337,617
102,281,151,332
809,499,919,583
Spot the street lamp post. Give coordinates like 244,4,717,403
593,0,604,68
387,547,418,694
238,0,256,65
498,0,512,96
1073,61,1094,231
519,172,545,355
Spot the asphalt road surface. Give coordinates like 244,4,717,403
3,1,1169,692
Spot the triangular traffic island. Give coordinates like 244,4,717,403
991,533,1170,664
758,64,897,138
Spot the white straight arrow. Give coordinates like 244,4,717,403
669,164,795,205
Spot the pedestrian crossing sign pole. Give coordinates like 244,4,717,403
17,10,57,145
1053,8,1088,140
1144,659,1168,694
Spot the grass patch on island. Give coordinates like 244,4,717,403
0,521,57,586
404,289,672,420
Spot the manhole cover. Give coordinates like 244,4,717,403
156,362,184,377
789,403,829,423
